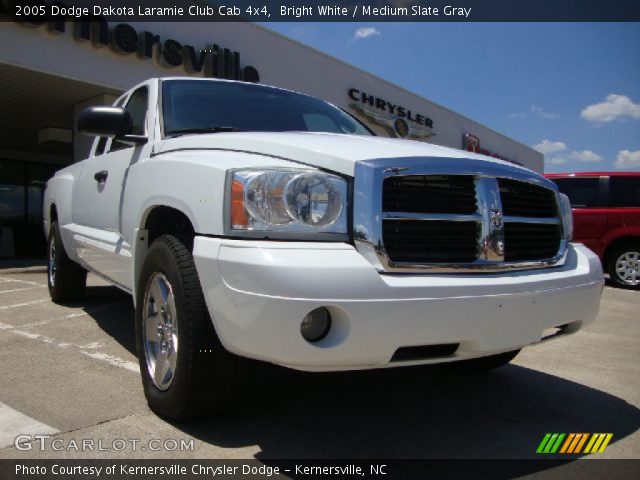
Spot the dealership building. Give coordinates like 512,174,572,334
0,17,542,258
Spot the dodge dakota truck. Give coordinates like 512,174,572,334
44,78,603,419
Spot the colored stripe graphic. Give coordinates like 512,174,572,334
597,433,613,453
572,433,589,453
584,433,614,454
536,433,552,453
559,434,575,453
537,433,565,454
549,433,565,453
584,434,599,453
538,433,613,454
591,434,606,453
544,433,559,453
565,433,585,454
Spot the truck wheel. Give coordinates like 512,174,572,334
608,244,640,290
135,234,240,420
446,349,520,373
47,221,86,303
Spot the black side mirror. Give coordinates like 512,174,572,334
77,106,147,146
78,106,132,137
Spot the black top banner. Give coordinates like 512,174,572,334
1,0,640,22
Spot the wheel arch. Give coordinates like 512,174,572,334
603,235,640,268
143,205,196,248
132,204,197,307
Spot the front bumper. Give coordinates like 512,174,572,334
193,238,603,371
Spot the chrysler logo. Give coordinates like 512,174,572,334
490,209,502,227
347,88,436,141
394,118,409,138
349,103,436,140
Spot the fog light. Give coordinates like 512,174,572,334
300,307,331,343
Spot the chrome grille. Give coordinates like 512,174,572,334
383,220,479,263
353,158,567,273
499,178,558,217
504,223,562,262
383,175,477,214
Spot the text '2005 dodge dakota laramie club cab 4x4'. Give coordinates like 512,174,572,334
44,78,603,419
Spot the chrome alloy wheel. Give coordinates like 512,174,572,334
48,236,56,287
143,272,179,390
615,251,640,286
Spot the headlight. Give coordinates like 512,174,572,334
227,169,349,239
559,193,573,241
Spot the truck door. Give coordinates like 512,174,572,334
71,86,150,289
607,175,640,236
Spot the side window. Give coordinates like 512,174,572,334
110,87,148,152
94,137,108,156
609,177,640,207
127,87,149,135
552,178,601,208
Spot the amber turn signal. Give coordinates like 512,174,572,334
230,179,249,228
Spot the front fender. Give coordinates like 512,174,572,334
122,149,303,238
122,149,302,303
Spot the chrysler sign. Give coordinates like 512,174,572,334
348,88,435,140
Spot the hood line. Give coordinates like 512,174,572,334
150,146,346,175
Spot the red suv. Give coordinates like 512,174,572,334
545,172,640,289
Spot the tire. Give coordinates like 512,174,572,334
446,349,520,373
135,234,242,420
47,220,87,303
607,243,640,290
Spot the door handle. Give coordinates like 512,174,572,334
94,170,108,183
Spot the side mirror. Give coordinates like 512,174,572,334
77,106,147,146
78,106,131,137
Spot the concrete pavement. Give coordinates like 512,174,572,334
0,266,638,461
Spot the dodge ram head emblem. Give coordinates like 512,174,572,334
490,209,502,227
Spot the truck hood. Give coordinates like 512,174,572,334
155,131,531,176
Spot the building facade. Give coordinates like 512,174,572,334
0,18,542,257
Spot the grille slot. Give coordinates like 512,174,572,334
382,220,479,263
504,223,561,262
383,175,477,214
499,178,558,218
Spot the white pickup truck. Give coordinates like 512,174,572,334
44,77,603,419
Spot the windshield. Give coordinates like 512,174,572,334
162,80,372,137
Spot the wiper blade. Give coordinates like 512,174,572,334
166,126,244,137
